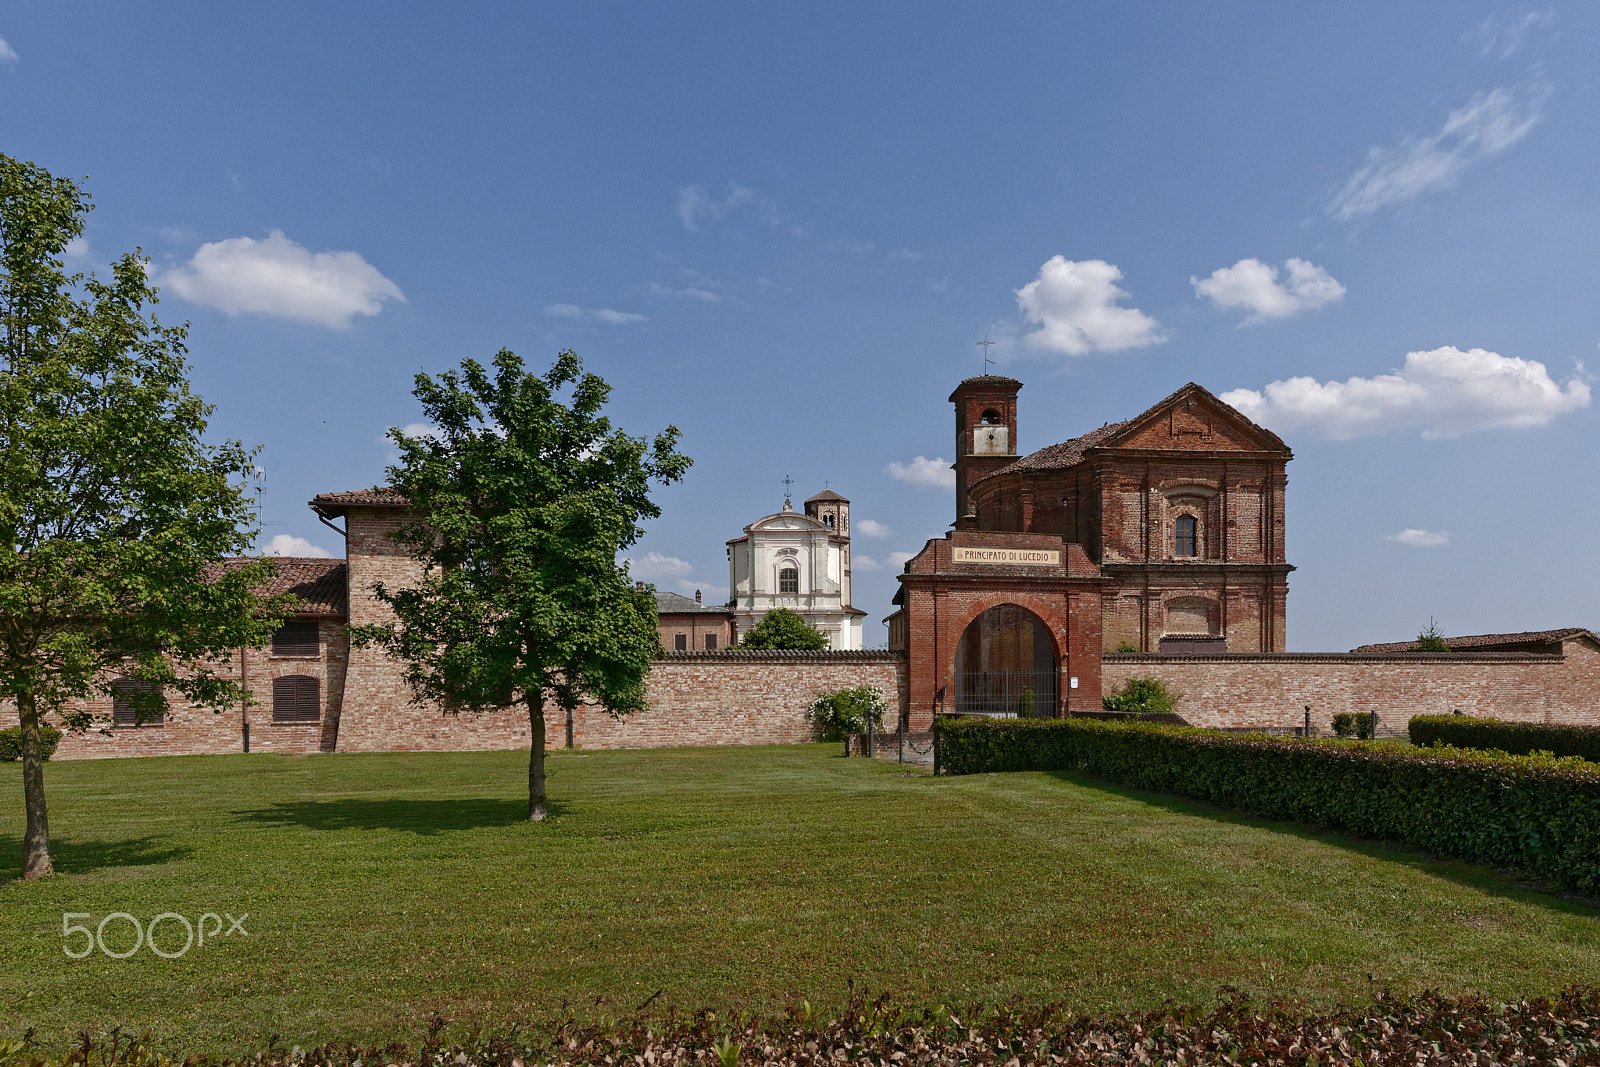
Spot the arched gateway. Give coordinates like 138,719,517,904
954,604,1058,716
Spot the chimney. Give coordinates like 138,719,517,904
695,589,702,603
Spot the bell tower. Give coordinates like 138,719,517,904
948,375,1021,528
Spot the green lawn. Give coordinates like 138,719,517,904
2,744,1599,1054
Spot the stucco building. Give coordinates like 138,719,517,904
725,489,866,649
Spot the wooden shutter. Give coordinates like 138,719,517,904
272,621,320,657
704,633,717,650
674,633,687,651
111,680,164,727
272,675,321,722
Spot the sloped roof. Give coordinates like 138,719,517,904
654,590,731,614
948,375,1022,401
311,488,409,510
979,382,1287,482
987,420,1131,478
1351,628,1594,653
806,488,848,503
213,557,347,616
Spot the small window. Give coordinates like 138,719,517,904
704,633,717,650
779,567,799,594
271,675,321,723
272,621,319,657
1175,515,1198,557
822,513,834,528
980,409,1002,424
674,633,687,651
111,679,164,727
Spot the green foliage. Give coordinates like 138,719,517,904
806,684,886,740
1415,616,1452,652
353,348,690,819
1411,713,1600,762
0,155,287,876
1111,640,1140,653
1101,675,1178,715
1331,713,1357,738
0,724,60,761
738,608,829,650
933,715,1600,893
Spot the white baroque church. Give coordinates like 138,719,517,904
725,488,866,650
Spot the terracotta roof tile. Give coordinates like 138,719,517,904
1350,628,1592,653
654,590,731,614
311,487,409,509
805,489,848,503
213,557,347,616
984,420,1132,479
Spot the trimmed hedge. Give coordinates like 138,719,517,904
1410,712,1600,762
935,715,1600,893
0,725,61,762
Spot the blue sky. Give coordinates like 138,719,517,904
3,4,1595,650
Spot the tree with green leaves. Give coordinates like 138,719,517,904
738,608,829,650
0,155,286,879
356,349,690,821
1102,675,1180,716
1415,617,1452,653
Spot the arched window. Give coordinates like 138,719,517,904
779,567,799,594
272,675,321,723
822,513,834,528
1174,514,1198,557
980,409,1002,424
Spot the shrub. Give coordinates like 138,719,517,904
933,715,1600,894
807,684,887,740
1111,640,1140,653
739,608,829,650
1410,713,1600,762
0,724,62,761
1415,616,1452,652
1102,675,1178,715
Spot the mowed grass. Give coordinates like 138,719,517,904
2,744,1600,1053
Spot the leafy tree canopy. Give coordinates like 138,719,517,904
739,608,829,650
0,155,285,878
806,684,886,740
355,349,690,821
1415,617,1452,653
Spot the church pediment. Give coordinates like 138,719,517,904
748,513,827,533
1103,383,1289,455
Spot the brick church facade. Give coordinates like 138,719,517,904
888,376,1294,727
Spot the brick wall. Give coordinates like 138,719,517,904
53,617,349,759
329,650,908,753
1103,638,1600,736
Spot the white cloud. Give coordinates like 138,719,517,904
263,534,332,558
625,551,694,579
674,578,724,600
856,518,892,538
543,303,647,326
1385,529,1450,548
675,183,756,232
1192,258,1345,324
1015,257,1163,356
161,230,404,328
1330,85,1547,221
852,554,884,571
1464,10,1556,59
64,236,91,261
1220,346,1590,439
383,422,440,444
889,551,916,567
645,282,721,304
884,456,955,489
0,35,17,63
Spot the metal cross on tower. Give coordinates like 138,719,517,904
977,335,996,373
782,473,794,505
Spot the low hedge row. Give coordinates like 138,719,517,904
1410,712,1600,761
934,715,1600,894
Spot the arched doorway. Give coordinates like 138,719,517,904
953,604,1059,717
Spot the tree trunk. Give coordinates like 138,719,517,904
18,689,53,879
527,694,548,822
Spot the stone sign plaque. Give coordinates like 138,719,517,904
951,546,1061,566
